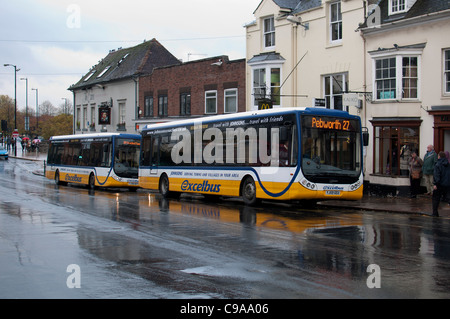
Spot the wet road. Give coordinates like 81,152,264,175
1,158,450,299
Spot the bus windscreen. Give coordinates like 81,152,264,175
114,138,141,178
301,115,362,184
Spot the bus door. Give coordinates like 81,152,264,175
150,136,159,175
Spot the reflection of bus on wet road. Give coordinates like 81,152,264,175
46,133,141,190
139,107,366,205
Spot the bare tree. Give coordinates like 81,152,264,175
58,100,73,115
40,100,57,116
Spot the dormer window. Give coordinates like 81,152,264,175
83,70,95,82
96,66,111,78
389,0,407,15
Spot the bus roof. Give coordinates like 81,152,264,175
49,132,141,141
141,107,359,132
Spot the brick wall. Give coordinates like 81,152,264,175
138,56,246,119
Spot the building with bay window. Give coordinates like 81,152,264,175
246,0,450,195
245,0,365,112
361,0,450,195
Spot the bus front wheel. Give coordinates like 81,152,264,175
159,174,170,198
241,176,260,206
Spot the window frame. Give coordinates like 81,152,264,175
205,90,218,114
118,101,126,124
389,0,407,15
323,73,348,111
250,65,283,108
224,88,238,114
180,92,191,116
144,95,153,118
330,1,342,44
371,120,421,177
371,51,421,102
263,16,275,49
444,49,450,96
158,94,168,117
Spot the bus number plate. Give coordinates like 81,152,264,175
128,180,139,186
326,190,341,196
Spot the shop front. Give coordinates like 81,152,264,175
428,106,450,153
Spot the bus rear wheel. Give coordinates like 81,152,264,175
159,174,170,198
55,171,61,185
55,170,67,186
241,176,260,206
89,173,96,190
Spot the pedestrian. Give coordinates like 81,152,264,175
422,145,438,195
409,150,423,198
432,151,450,217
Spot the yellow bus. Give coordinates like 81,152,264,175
46,133,141,190
139,107,366,205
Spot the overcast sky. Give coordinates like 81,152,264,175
0,0,261,112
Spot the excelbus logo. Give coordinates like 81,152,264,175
181,180,221,193
65,174,82,183
170,119,283,166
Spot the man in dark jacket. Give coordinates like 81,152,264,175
432,151,450,217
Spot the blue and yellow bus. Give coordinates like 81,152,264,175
46,133,141,190
139,107,365,205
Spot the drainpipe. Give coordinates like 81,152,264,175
292,23,298,107
72,90,76,135
133,76,139,129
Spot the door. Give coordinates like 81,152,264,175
150,136,159,175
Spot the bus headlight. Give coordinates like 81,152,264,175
349,180,362,191
300,178,317,191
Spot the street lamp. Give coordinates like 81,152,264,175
4,64,20,156
62,98,68,115
31,88,39,134
20,77,29,136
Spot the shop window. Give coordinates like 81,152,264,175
373,124,420,177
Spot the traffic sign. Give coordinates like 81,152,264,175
12,129,19,138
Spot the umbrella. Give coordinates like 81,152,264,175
22,137,30,141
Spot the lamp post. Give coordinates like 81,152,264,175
4,64,19,156
31,88,39,134
20,77,29,136
62,98,68,115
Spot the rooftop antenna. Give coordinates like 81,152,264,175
187,53,207,61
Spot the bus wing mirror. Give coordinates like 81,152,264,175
362,127,369,146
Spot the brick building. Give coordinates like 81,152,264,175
137,55,246,128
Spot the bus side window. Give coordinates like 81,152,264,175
141,136,152,166
151,136,159,167
102,143,111,167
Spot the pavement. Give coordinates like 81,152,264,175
318,194,450,218
7,150,450,218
